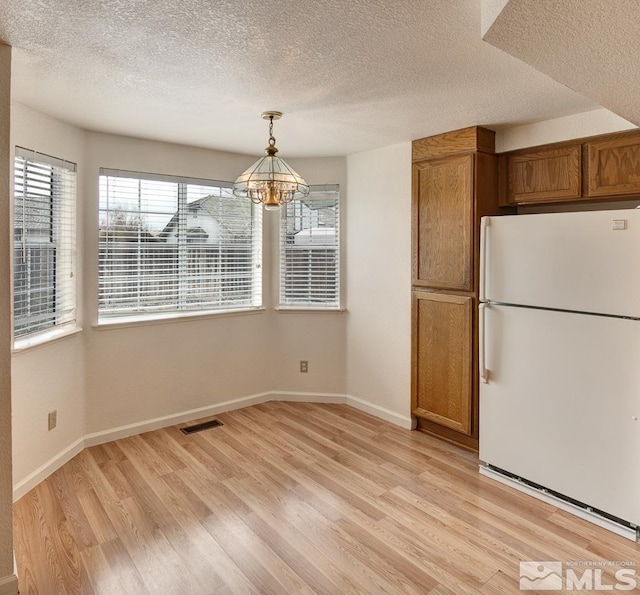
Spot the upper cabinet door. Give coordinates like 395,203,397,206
506,145,582,204
586,135,640,197
412,154,473,291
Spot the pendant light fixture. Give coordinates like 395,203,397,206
232,111,309,210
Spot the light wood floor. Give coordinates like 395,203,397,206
13,402,640,594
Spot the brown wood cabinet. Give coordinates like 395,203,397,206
413,155,473,291
411,126,503,450
412,291,472,434
586,135,640,197
505,145,581,204
499,129,640,205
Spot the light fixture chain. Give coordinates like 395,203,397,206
268,115,276,147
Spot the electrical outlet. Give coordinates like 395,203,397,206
48,410,57,431
300,360,308,373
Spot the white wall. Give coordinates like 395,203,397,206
0,43,17,592
345,143,413,427
269,156,347,397
269,310,346,395
10,103,86,490
82,133,347,435
496,108,636,153
83,133,270,434
7,117,347,490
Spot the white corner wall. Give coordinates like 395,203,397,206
82,133,348,437
345,143,413,428
10,103,87,493
82,132,273,435
9,115,347,495
269,156,348,398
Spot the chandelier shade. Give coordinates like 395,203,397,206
232,111,310,209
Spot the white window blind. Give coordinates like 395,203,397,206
98,170,262,320
279,185,340,308
13,147,77,340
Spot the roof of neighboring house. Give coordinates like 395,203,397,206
160,195,253,241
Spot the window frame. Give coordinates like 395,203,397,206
277,184,342,311
97,168,263,325
12,147,78,349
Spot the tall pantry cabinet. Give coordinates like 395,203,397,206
411,126,502,450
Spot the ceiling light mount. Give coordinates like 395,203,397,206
232,111,309,210
261,110,282,121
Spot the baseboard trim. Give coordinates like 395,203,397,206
13,391,410,501
13,437,84,502
270,392,414,430
270,391,347,404
0,572,18,595
84,391,273,448
346,394,414,429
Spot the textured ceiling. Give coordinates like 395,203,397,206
483,0,640,130
0,0,601,157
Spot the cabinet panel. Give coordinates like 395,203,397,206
586,135,640,197
412,292,473,435
413,155,473,290
507,145,581,204
412,126,494,162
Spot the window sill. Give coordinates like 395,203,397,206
12,325,83,354
94,306,266,330
275,306,346,313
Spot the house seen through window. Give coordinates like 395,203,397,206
13,148,77,342
98,170,262,321
279,185,340,308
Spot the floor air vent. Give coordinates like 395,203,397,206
180,419,223,435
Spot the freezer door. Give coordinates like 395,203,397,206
481,209,640,318
479,304,640,526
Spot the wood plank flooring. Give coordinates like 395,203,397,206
13,402,640,594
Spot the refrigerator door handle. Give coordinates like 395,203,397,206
479,216,490,302
479,303,489,384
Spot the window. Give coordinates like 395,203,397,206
279,185,340,308
13,148,77,341
98,170,262,321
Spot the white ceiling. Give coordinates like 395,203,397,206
483,0,640,129
0,0,616,157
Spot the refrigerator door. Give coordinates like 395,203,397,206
480,209,640,318
479,304,640,526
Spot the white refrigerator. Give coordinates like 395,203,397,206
479,209,640,540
